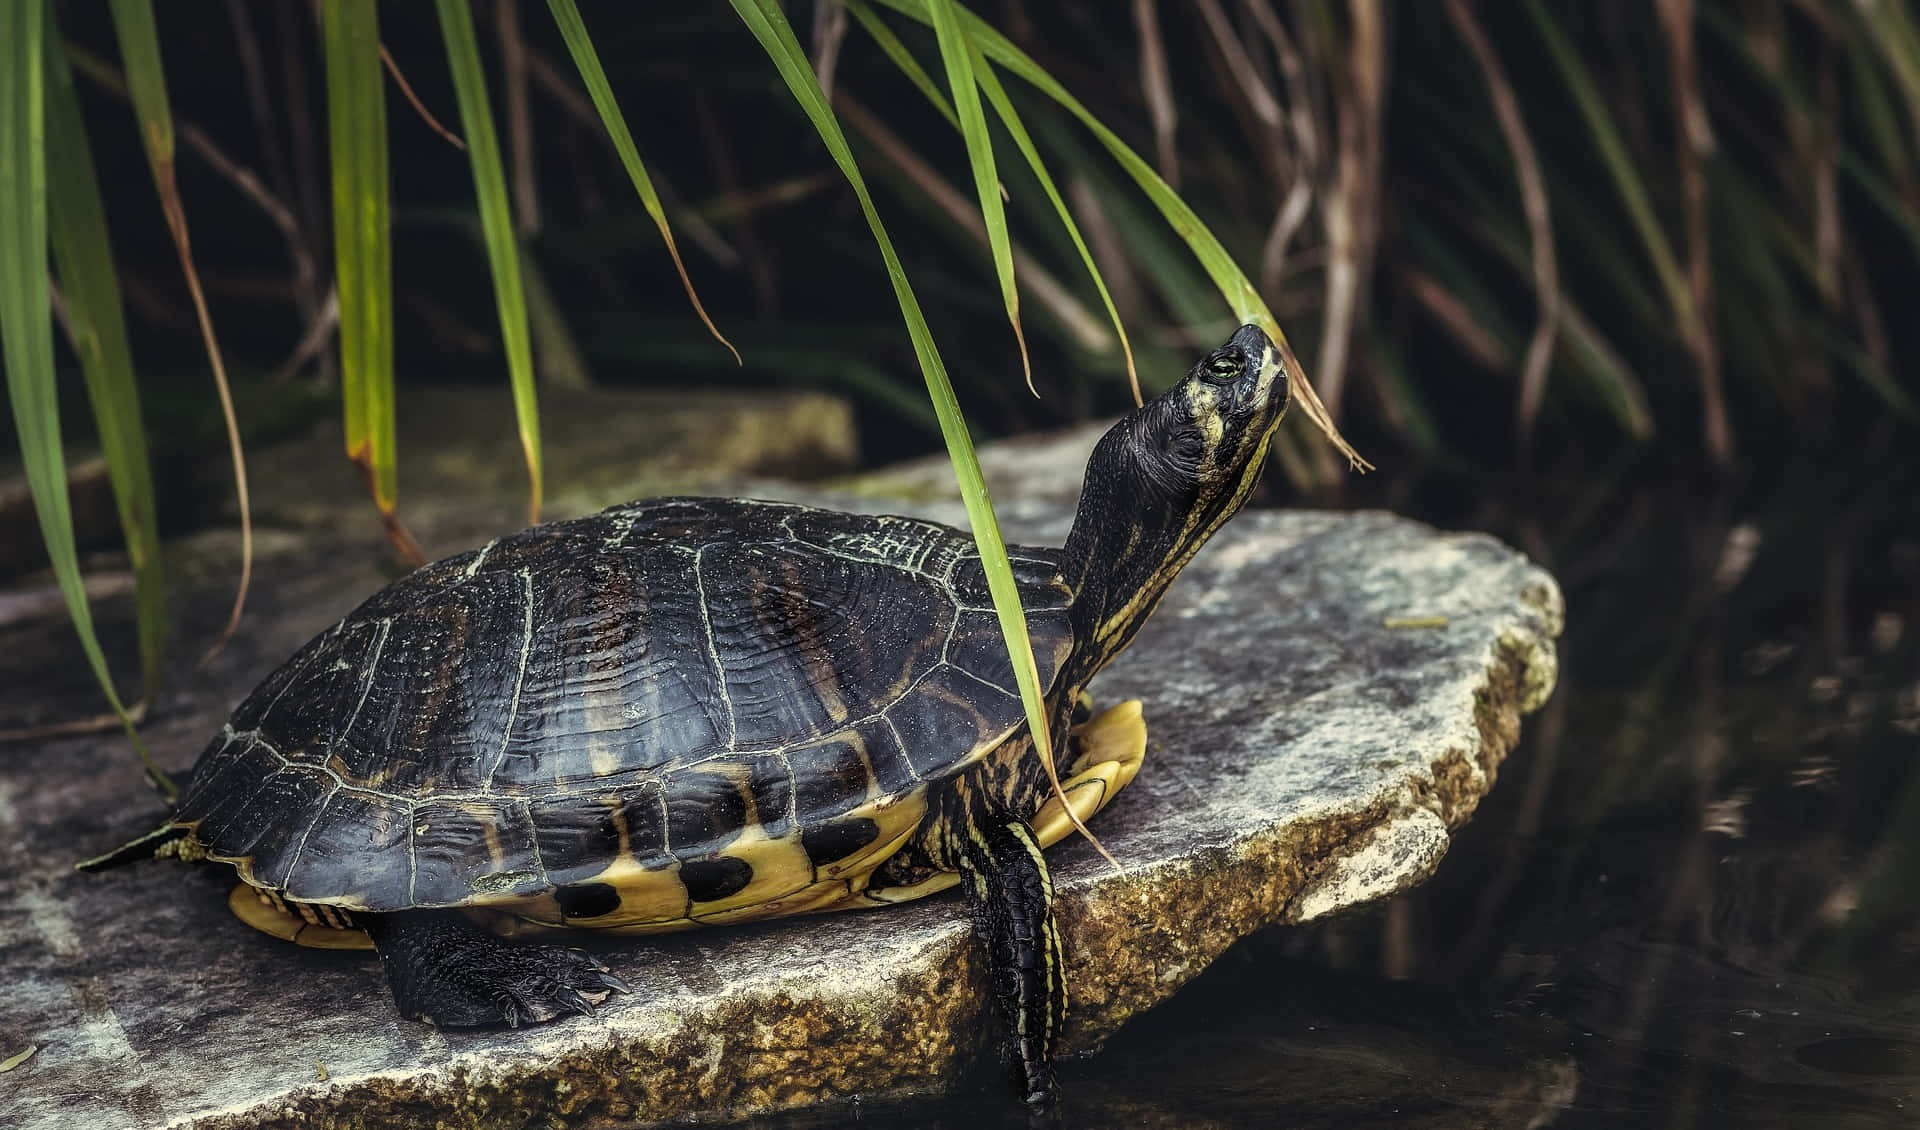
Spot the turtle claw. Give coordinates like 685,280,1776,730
593,969,633,994
557,988,599,1018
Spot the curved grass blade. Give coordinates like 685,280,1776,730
437,0,543,524
1,0,169,797
323,0,422,564
729,0,1111,864
927,0,1030,394
546,0,739,365
106,0,259,651
518,242,592,390
843,2,959,129
870,0,1367,473
45,33,167,703
847,0,1141,404
971,55,1141,406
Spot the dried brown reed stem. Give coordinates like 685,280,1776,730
379,45,467,151
1658,0,1733,467
1133,0,1180,189
812,0,851,100
1312,0,1386,439
496,0,539,234
1243,0,1321,295
1445,0,1561,455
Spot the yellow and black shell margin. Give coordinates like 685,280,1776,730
172,497,1077,935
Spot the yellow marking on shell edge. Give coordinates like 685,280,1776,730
490,793,933,936
269,699,1112,941
226,884,373,951
837,701,1149,912
823,791,930,881
1032,699,1147,847
684,828,816,921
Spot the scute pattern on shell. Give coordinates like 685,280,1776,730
174,498,1075,914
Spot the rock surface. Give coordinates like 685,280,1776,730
0,429,1562,1129
240,384,858,543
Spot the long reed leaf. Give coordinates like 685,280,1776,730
869,0,1368,473
847,0,1141,403
842,1,959,129
1,0,168,796
729,0,1107,861
928,0,1031,393
437,0,543,524
546,0,739,365
323,0,421,564
45,32,166,702
107,0,257,651
970,55,1142,405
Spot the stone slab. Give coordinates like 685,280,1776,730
0,489,1560,1129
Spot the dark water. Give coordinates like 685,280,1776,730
746,458,1920,1128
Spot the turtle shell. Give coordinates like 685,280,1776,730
174,498,1076,929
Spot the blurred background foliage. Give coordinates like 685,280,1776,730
6,0,1920,717
23,0,1920,478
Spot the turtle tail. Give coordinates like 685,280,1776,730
75,823,188,873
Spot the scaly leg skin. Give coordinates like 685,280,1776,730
957,808,1066,1107
363,911,631,1028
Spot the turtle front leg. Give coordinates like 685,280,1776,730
363,911,630,1028
956,808,1066,1107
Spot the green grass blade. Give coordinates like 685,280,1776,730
437,0,543,524
927,0,1030,393
728,0,1102,856
2,0,166,795
45,33,166,701
323,0,422,563
108,0,259,647
1856,0,1920,133
518,241,592,390
848,0,1141,403
869,0,1367,472
971,54,1141,404
103,0,171,168
325,0,374,499
843,1,960,129
1521,0,1690,325
546,0,739,365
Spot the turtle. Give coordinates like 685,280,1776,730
84,324,1290,1104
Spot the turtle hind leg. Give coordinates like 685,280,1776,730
956,807,1065,1108
362,911,631,1028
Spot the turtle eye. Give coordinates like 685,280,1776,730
1203,354,1240,383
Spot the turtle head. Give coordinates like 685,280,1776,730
1061,324,1290,671
1150,322,1289,501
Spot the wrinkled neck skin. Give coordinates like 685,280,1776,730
1057,401,1280,688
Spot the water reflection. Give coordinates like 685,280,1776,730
747,463,1918,1128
